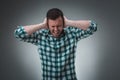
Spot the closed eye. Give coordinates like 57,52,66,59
52,26,55,28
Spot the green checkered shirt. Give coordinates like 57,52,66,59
14,21,97,80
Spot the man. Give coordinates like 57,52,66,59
14,8,97,80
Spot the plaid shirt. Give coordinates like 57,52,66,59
14,21,97,80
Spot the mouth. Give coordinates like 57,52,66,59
53,30,59,34
50,30,64,38
54,32,59,34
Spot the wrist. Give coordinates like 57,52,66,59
39,23,47,29
65,19,73,26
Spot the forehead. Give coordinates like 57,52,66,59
48,17,63,26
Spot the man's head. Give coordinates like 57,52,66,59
46,8,65,38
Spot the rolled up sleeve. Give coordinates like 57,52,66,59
14,26,41,45
69,20,97,41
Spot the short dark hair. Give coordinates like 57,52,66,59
46,8,65,27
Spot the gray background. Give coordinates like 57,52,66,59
0,0,120,80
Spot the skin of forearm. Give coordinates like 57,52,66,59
65,20,91,30
24,23,46,35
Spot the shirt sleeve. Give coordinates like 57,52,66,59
14,26,42,45
68,21,97,42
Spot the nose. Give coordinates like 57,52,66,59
54,26,58,31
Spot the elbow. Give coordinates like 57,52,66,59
14,27,27,39
14,29,23,39
90,20,97,32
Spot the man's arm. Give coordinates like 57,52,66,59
64,17,91,30
24,18,47,35
14,18,48,45
64,17,97,41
